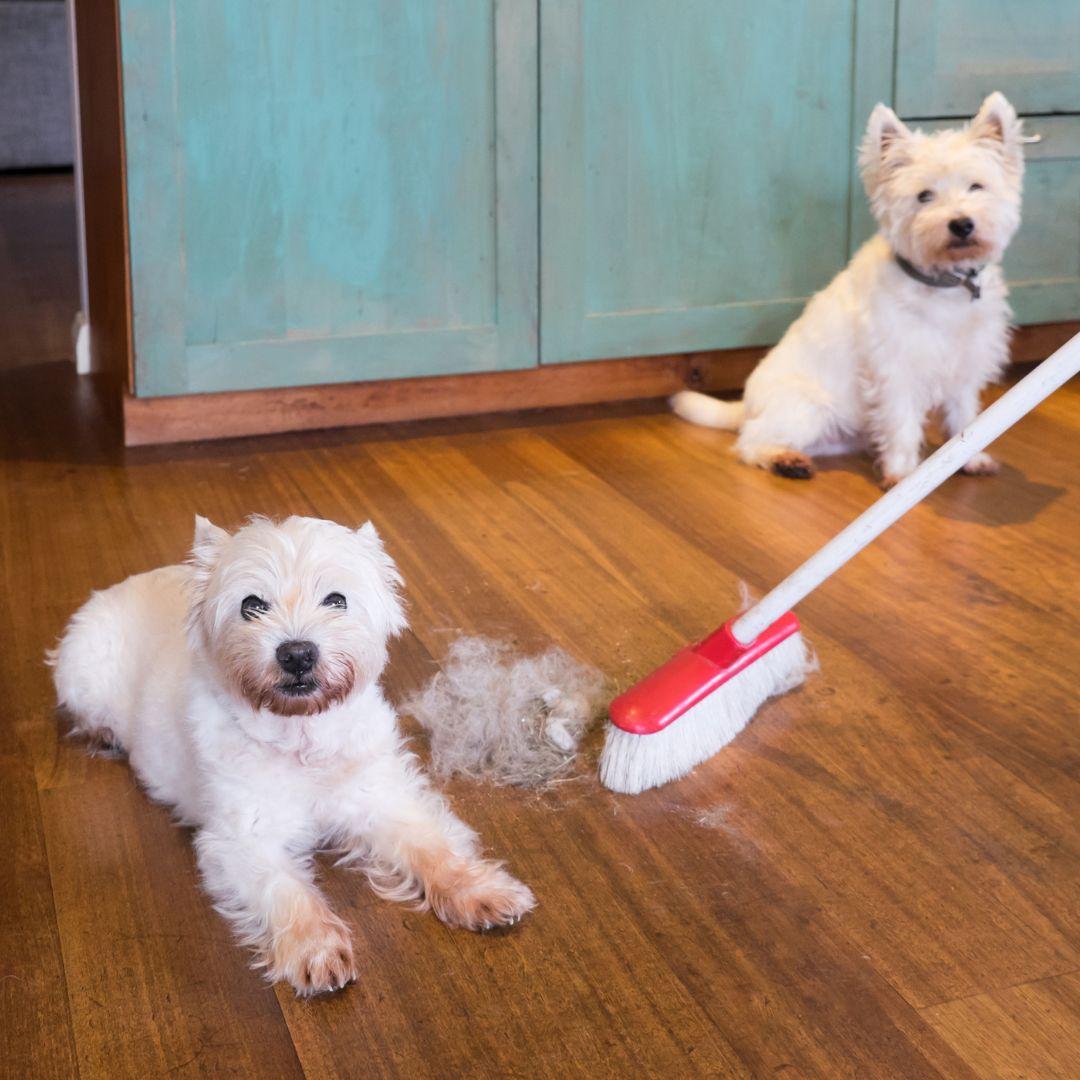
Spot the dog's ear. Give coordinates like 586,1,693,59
970,91,1024,179
191,515,229,572
859,104,912,200
355,522,408,638
867,103,911,154
185,517,230,640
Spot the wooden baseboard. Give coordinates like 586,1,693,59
1009,320,1077,364
122,322,1078,446
122,348,765,446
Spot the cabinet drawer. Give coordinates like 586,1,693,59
895,0,1080,117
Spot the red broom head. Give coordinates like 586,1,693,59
609,612,801,736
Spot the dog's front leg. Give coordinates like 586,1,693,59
870,391,925,488
343,769,536,931
944,383,999,476
195,827,356,996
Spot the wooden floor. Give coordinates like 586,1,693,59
0,173,79,372
3,363,1078,1079
2,181,1079,1078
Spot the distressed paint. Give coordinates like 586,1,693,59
540,0,865,362
120,0,1077,398
848,0,898,258
896,0,1080,118
120,0,538,397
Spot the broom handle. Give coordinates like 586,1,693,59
732,333,1080,644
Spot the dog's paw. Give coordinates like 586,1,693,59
960,452,999,476
428,859,536,932
80,725,126,758
267,904,357,997
769,451,815,480
879,467,916,490
878,453,919,490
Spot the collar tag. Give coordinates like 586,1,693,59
895,254,982,301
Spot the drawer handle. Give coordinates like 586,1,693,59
1020,132,1042,144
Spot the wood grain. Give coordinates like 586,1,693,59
41,775,304,1079
0,752,78,1078
922,971,1080,1080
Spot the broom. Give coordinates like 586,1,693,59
600,332,1080,794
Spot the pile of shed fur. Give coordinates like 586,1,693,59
402,636,607,789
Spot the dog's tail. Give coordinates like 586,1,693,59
49,585,134,754
670,390,744,431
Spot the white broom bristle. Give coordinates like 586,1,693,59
599,632,813,794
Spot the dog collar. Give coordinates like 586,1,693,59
894,254,982,300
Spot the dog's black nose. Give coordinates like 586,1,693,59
276,640,318,676
949,217,975,239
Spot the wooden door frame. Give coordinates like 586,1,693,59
71,0,132,391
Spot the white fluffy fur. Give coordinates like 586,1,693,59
50,515,535,996
672,92,1024,486
403,636,606,788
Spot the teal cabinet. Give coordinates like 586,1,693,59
895,0,1080,117
120,0,538,397
117,2,1079,400
539,0,866,363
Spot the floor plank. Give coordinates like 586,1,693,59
0,751,78,1079
922,971,1080,1080
40,772,304,1079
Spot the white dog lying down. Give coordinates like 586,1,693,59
51,515,535,996
673,92,1023,487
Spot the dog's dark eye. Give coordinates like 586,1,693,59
917,189,934,203
241,595,270,621
969,182,984,192
322,592,347,610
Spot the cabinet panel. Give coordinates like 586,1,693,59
121,0,537,397
540,0,863,363
895,0,1080,118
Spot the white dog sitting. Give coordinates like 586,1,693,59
50,515,535,996
672,92,1023,487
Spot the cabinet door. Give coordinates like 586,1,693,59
120,1,537,397
895,0,1080,118
540,0,862,363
